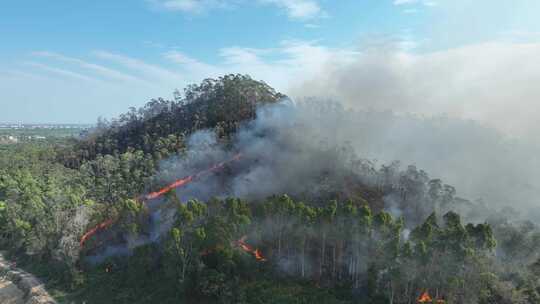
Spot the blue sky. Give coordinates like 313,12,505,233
1,0,540,124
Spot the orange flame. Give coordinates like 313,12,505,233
144,153,242,200
144,175,194,200
79,219,115,247
417,291,445,303
418,291,432,303
80,154,242,248
254,249,266,261
240,243,252,252
236,236,267,262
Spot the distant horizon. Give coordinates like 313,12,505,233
0,122,94,127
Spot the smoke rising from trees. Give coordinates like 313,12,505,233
286,43,540,217
154,93,538,221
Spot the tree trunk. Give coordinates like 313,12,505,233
301,235,306,278
277,215,282,259
332,244,336,280
337,240,344,280
320,231,326,279
389,281,394,304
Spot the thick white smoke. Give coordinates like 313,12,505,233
152,93,539,221
156,100,367,203
286,42,540,217
291,42,540,141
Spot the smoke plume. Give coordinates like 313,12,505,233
286,42,540,218
156,90,539,221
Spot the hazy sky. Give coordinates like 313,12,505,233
1,0,540,126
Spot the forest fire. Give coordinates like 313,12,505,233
144,153,242,200
417,291,444,303
79,219,115,246
236,236,267,262
417,291,432,302
79,154,242,247
144,175,194,200
254,249,265,261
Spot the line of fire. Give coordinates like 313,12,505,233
79,153,266,263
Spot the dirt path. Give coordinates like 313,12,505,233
0,278,25,304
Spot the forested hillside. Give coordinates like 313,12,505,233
1,75,540,304
59,74,284,166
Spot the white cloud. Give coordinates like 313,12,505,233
151,0,233,13
393,0,436,6
164,50,221,77
150,0,324,20
161,0,202,12
23,62,100,83
93,50,185,84
2,41,340,122
32,51,147,83
219,47,268,65
2,52,187,123
394,0,418,4
260,0,323,20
